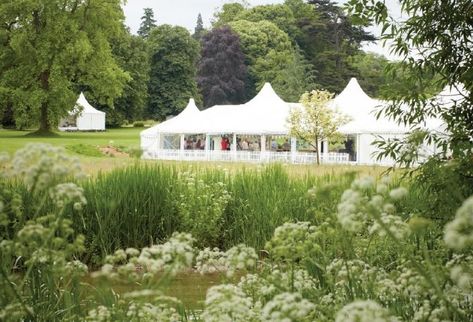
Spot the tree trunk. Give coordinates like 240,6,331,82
315,137,320,165
38,70,51,132
39,101,50,132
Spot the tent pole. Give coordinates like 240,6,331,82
232,133,237,160
261,135,266,162
290,137,297,164
180,134,185,160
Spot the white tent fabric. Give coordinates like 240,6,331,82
140,79,464,165
67,92,106,131
141,98,201,151
331,78,408,134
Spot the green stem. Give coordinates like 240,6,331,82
0,266,35,319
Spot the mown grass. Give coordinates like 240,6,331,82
0,128,142,155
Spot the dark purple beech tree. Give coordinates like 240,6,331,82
197,26,248,108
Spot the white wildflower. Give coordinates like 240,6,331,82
444,195,473,250
389,187,408,200
261,292,315,322
335,300,399,322
202,284,259,322
86,305,111,322
225,244,258,278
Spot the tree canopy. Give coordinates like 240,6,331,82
197,27,248,108
288,89,350,164
137,8,157,38
147,25,200,120
0,0,129,132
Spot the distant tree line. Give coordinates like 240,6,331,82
0,0,440,131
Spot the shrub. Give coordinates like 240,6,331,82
133,121,145,127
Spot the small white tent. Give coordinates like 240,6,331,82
59,93,106,131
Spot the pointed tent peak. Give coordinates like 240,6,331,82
339,78,372,99
179,98,200,116
334,77,378,107
248,82,287,106
74,92,105,115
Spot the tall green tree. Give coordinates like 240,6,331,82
197,26,248,108
193,13,205,41
303,0,375,93
147,25,200,120
272,46,317,102
104,31,150,127
212,2,247,27
228,20,295,98
0,0,129,132
137,8,157,38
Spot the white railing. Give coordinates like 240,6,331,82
143,149,350,164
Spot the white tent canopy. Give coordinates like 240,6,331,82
140,78,459,165
60,92,106,131
331,78,408,134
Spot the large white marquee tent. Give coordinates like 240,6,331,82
59,93,106,131
140,78,451,165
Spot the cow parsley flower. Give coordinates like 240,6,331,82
196,247,226,274
225,244,258,277
261,292,315,322
202,284,259,322
444,195,473,250
335,300,399,322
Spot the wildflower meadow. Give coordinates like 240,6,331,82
0,143,472,321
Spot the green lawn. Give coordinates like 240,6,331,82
0,127,142,155
0,127,388,177
0,128,144,173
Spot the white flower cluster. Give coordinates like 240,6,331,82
237,274,277,300
11,143,83,190
335,300,399,322
49,182,87,210
225,244,258,278
95,232,195,280
267,268,318,295
447,255,473,291
337,177,409,239
196,244,258,277
126,302,181,322
265,222,318,261
444,195,473,251
202,284,260,322
261,292,315,322
0,303,33,322
196,247,227,274
86,305,112,322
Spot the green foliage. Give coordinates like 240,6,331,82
347,0,472,214
212,3,247,27
228,20,295,98
193,13,206,41
269,46,317,102
132,121,145,128
137,8,157,38
108,33,150,123
66,144,103,157
174,171,231,247
2,144,473,320
0,0,130,131
288,90,350,164
147,25,200,120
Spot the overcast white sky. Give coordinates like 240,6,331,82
122,0,402,59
